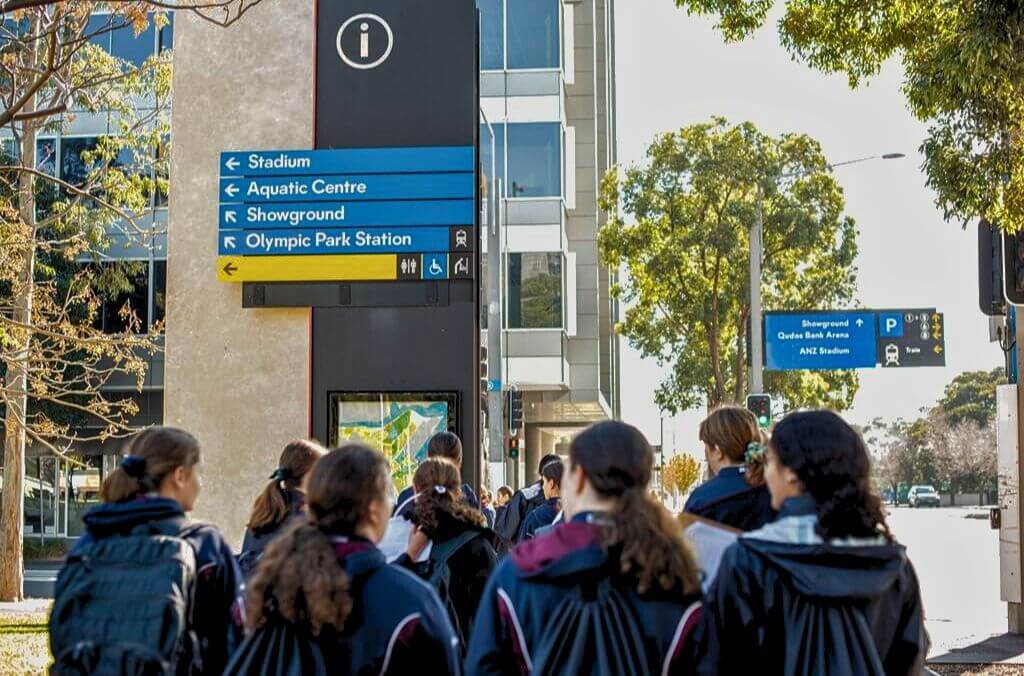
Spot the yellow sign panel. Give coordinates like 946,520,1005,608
217,254,397,282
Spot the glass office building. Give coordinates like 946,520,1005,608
1,0,619,538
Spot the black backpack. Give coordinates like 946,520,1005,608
530,577,652,676
414,530,479,642
49,519,200,676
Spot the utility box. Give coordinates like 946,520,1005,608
998,384,1021,603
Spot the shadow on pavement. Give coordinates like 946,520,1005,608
930,634,1024,666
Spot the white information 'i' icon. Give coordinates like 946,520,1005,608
337,13,394,70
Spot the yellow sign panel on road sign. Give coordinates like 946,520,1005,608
217,254,396,282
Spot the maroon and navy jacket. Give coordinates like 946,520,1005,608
465,512,703,675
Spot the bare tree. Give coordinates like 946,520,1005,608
0,0,265,601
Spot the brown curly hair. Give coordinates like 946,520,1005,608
245,444,390,635
570,421,700,596
700,405,766,487
413,457,485,537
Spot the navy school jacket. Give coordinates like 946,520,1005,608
683,466,775,532
238,487,306,574
493,480,546,548
226,537,462,675
69,497,245,675
395,482,480,515
517,497,559,541
465,513,703,675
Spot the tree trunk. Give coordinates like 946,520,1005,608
0,115,37,603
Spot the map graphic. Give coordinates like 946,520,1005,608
335,400,449,491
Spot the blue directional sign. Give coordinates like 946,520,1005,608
765,312,877,371
219,227,451,256
220,146,474,177
218,199,475,230
219,173,475,203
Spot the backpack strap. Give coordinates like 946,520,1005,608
395,492,419,518
429,530,480,567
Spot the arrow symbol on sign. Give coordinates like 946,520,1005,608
224,157,240,172
223,236,237,249
224,210,237,224
855,319,864,327
224,183,239,198
934,345,943,354
222,261,238,276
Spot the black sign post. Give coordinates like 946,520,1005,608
308,0,480,486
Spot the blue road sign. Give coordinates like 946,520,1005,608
218,200,475,230
219,227,452,256
219,173,475,204
765,312,877,371
878,312,904,338
486,379,502,393
423,253,449,280
220,146,474,177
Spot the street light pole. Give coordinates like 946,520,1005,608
747,152,904,398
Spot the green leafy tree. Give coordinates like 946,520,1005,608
599,118,859,413
936,367,1005,427
672,0,1024,232
0,0,263,601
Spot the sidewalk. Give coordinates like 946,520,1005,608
0,599,49,617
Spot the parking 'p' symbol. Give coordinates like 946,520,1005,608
337,13,393,70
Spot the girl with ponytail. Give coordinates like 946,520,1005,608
239,440,326,575
466,421,703,675
57,427,245,675
684,405,776,531
225,445,461,676
694,410,927,675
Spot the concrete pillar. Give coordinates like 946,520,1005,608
525,424,542,488
164,5,314,546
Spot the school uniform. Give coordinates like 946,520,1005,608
693,495,928,675
465,512,703,675
493,480,546,548
683,466,775,531
68,497,245,674
517,497,560,541
225,537,462,676
395,510,499,643
238,487,305,575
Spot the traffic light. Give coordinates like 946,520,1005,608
746,394,772,428
508,437,520,460
1003,229,1024,306
508,388,523,435
480,343,488,395
979,220,1006,315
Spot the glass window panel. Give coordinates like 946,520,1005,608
477,0,503,69
159,14,173,53
479,122,505,191
507,123,560,198
60,136,99,188
95,262,150,333
86,14,111,51
110,18,156,66
152,260,166,324
507,252,562,329
507,0,559,69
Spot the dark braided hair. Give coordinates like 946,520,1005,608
770,410,892,542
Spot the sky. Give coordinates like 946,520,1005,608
614,0,1006,455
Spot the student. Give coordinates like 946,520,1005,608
394,431,479,516
518,457,562,541
694,410,928,675
493,453,561,548
493,485,513,526
50,427,244,676
479,487,497,528
239,439,326,575
466,421,704,675
684,406,775,531
226,445,461,675
399,458,499,644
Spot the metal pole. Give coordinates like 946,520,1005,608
1011,314,1024,632
481,111,505,488
750,184,764,394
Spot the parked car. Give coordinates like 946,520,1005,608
908,485,941,508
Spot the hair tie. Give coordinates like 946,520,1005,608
269,467,293,482
120,455,146,479
745,442,765,464
434,485,448,495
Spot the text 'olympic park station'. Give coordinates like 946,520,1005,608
1,1,620,542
